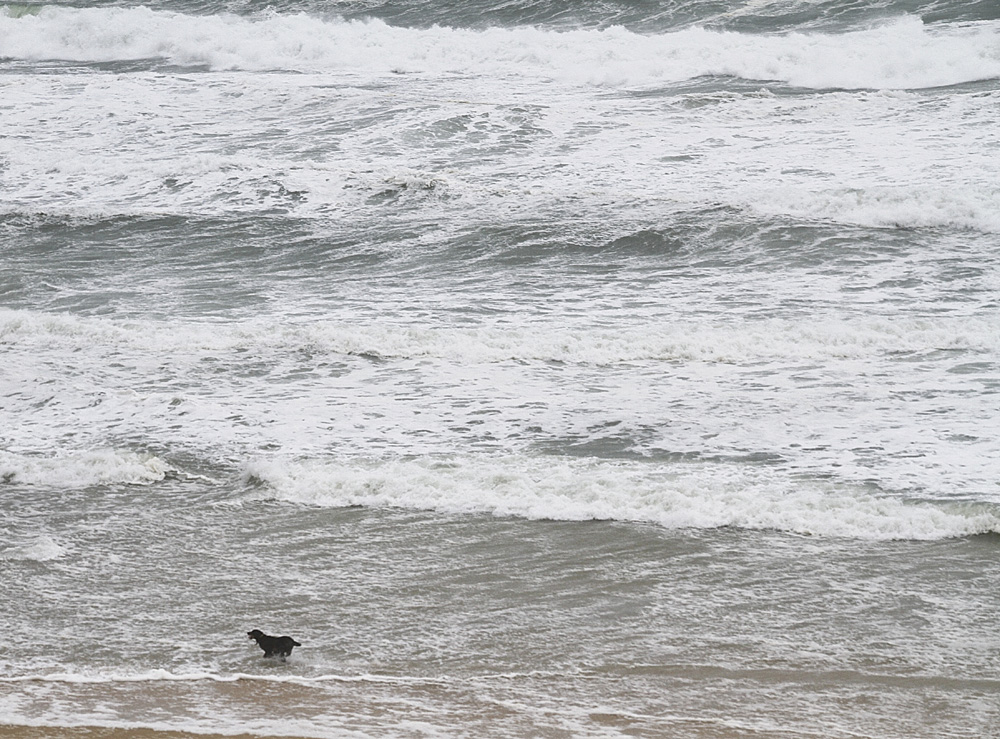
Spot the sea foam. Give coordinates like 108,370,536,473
0,669,439,685
1,8,998,90
3,308,997,365
0,448,172,487
0,535,67,562
241,455,1000,541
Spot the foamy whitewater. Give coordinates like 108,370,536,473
2,0,999,736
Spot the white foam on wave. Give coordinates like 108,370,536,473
0,448,172,487
241,455,1000,541
0,534,67,562
2,20,997,232
5,307,999,502
1,7,998,90
3,308,997,365
752,184,1000,232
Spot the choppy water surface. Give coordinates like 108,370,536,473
2,0,999,736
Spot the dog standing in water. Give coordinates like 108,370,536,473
247,629,302,660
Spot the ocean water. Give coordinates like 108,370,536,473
2,0,1000,736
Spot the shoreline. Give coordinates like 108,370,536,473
0,727,302,739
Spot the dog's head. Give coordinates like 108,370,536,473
247,629,265,641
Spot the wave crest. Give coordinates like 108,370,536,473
2,8,998,89
0,534,67,561
0,448,172,487
3,309,996,365
241,455,1000,541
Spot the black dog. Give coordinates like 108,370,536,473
247,629,302,659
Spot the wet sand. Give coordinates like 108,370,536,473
0,728,291,739
0,724,787,739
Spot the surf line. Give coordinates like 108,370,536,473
0,672,456,686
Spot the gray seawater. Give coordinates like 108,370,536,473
2,0,1000,736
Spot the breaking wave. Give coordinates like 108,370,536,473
2,8,998,90
241,454,1000,541
3,309,997,365
0,448,172,487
